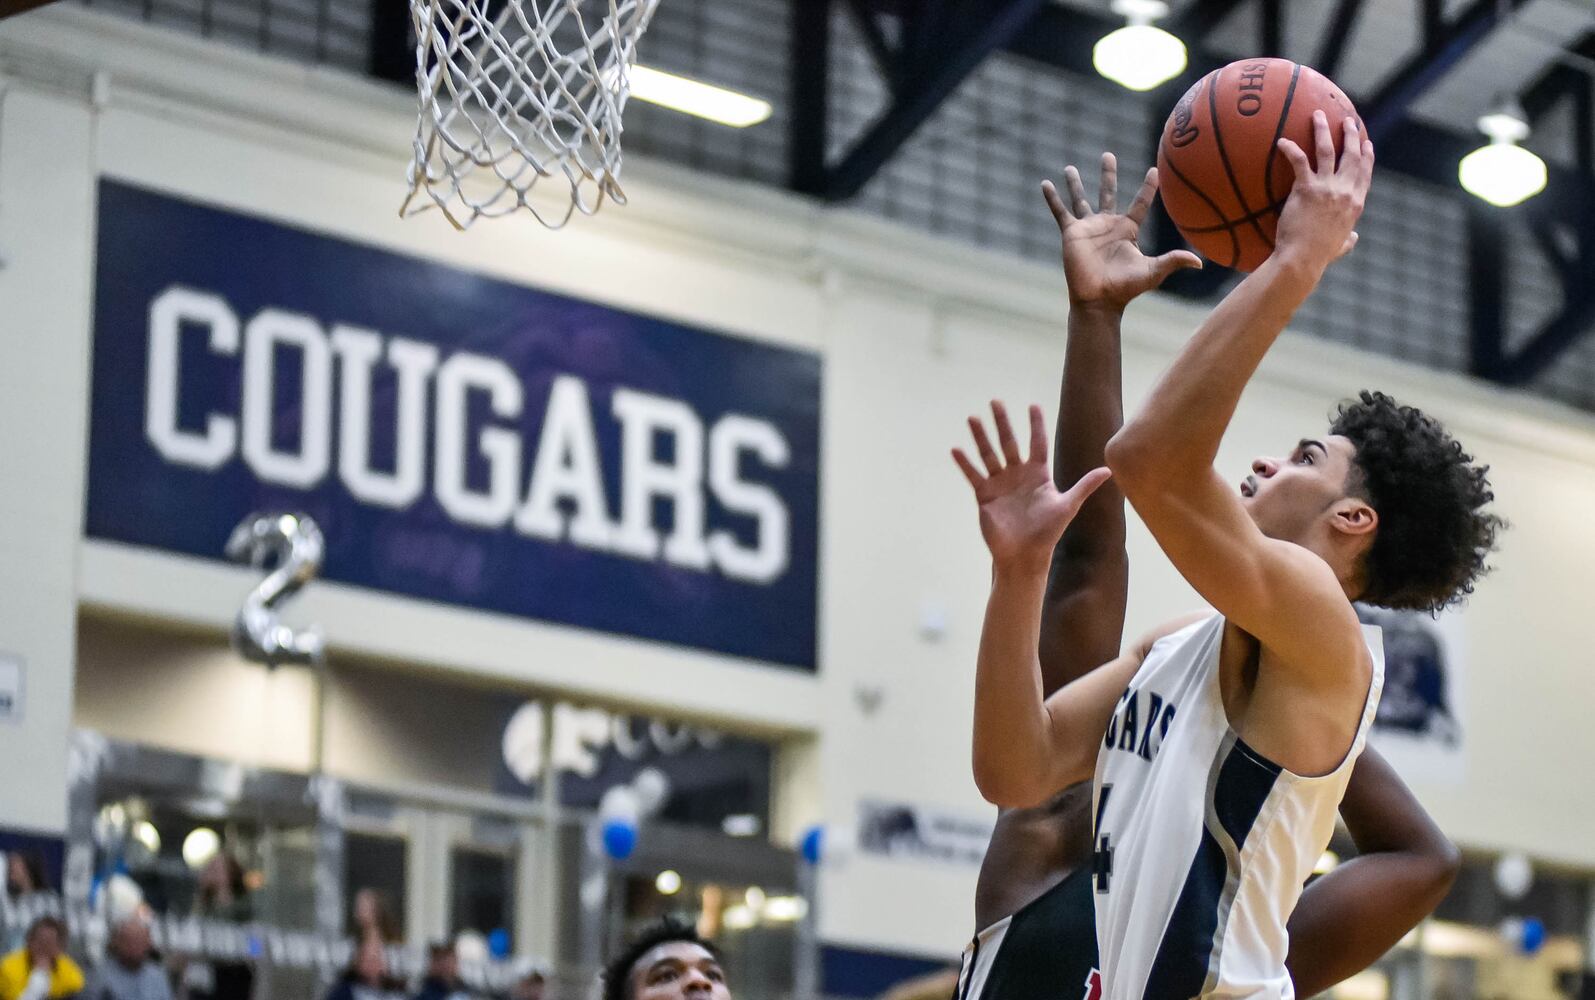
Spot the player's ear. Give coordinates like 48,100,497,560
1329,497,1377,539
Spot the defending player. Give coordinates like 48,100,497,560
957,153,1461,1000
955,113,1500,998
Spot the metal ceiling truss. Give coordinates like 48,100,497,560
789,0,1053,200
784,0,1595,387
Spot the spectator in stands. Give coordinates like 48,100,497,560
324,939,402,1000
183,854,252,1000
3,855,47,903
601,919,727,1000
83,917,171,1000
508,972,544,1000
0,916,85,1000
352,890,402,948
3,852,53,950
412,942,465,1000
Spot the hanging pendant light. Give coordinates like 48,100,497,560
1093,0,1188,93
1459,96,1548,208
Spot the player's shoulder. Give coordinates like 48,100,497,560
1130,610,1216,660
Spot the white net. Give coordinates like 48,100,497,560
404,0,661,230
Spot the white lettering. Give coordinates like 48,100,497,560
146,287,238,469
708,415,791,583
610,388,710,569
435,352,523,528
142,289,799,585
240,309,332,488
550,701,612,778
332,328,438,508
515,375,613,548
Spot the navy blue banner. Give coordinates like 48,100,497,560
88,180,820,669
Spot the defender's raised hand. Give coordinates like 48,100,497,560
953,402,1112,575
1043,152,1202,311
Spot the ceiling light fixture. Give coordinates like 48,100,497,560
1093,0,1188,92
1459,96,1548,207
626,66,772,128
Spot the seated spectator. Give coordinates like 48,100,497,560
412,943,465,1000
83,918,171,1000
352,891,402,949
3,852,53,951
184,855,251,1000
4,854,47,903
0,917,85,1000
325,939,402,1000
601,920,727,1000
508,972,544,1000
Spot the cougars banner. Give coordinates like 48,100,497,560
87,180,821,669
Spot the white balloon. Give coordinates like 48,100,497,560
631,768,671,816
1494,852,1533,900
822,823,857,868
579,872,608,911
1498,916,1524,946
102,873,146,923
455,930,489,965
599,785,640,824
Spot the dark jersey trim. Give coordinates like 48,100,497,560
1140,734,1282,999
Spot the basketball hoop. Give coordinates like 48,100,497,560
404,0,661,230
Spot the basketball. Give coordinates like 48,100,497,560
1157,58,1365,272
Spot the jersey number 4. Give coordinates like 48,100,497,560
1092,784,1113,893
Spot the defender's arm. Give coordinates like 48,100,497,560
1286,747,1461,996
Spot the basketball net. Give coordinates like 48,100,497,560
404,0,661,230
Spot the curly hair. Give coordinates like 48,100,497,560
602,917,721,1000
1330,390,1503,612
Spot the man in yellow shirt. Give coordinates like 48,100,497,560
0,917,84,1000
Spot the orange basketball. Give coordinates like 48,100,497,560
1156,58,1365,272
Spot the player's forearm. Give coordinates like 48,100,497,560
1107,253,1320,483
1052,303,1128,561
1041,303,1131,691
973,567,1059,808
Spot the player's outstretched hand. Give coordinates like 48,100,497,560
1043,152,1202,311
1275,110,1374,271
953,402,1112,575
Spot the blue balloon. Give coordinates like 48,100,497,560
488,928,511,959
602,819,638,860
1521,916,1546,955
801,825,824,865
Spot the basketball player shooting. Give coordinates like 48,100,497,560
956,154,1462,1000
954,112,1501,998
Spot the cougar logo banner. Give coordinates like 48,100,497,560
1357,604,1466,785
87,180,822,669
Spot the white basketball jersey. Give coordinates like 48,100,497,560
1090,614,1383,1000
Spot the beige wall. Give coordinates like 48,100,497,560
0,83,96,834
73,615,513,790
3,5,1595,959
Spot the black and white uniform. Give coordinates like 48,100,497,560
1091,614,1383,1000
955,869,1101,1000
